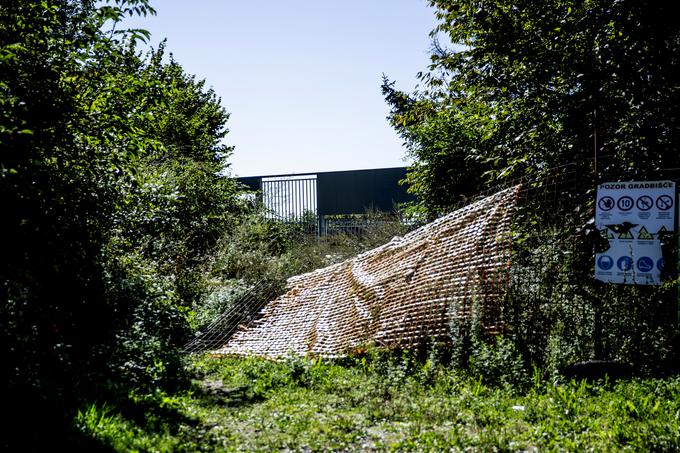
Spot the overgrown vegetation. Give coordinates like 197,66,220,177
384,0,680,215
1,1,244,448
3,0,680,450
75,354,680,451
191,210,411,333
383,0,680,379
503,215,679,377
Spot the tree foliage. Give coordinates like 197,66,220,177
0,1,241,429
384,0,680,215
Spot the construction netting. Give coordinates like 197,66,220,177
199,185,521,358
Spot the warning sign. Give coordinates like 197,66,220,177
636,226,654,240
601,228,615,239
618,230,634,239
595,180,675,285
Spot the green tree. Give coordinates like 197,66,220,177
384,0,680,216
88,41,242,303
1,0,146,395
1,2,241,447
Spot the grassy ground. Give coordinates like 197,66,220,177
75,354,680,452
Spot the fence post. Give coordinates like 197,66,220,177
318,215,326,237
677,183,680,336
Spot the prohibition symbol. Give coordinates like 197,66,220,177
636,195,653,211
656,195,674,210
617,196,634,211
598,196,615,211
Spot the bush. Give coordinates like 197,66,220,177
503,212,678,378
468,337,529,389
189,210,413,336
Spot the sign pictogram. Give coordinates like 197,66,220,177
637,226,654,240
637,256,654,273
618,230,634,239
617,196,634,211
600,228,615,239
597,255,614,270
595,180,675,285
656,194,673,210
598,196,615,211
617,256,633,271
636,195,653,211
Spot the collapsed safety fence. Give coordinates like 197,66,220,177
186,163,680,370
188,186,520,358
182,280,283,353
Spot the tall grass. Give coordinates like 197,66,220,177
75,354,680,451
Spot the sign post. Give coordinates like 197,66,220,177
595,181,676,285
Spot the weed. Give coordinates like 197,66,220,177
75,356,680,451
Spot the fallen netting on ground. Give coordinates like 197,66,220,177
213,185,521,358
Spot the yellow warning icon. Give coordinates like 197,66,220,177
656,225,669,238
618,230,634,239
600,228,615,239
637,226,654,240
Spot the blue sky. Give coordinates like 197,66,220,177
125,1,438,177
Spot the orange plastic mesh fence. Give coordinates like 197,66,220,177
212,185,521,358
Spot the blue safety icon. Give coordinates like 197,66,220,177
597,255,614,270
617,256,633,271
636,257,654,273
658,258,664,271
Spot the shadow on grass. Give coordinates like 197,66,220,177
4,393,114,453
78,379,268,447
115,393,201,432
188,379,265,408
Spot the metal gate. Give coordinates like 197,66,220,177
237,167,415,235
